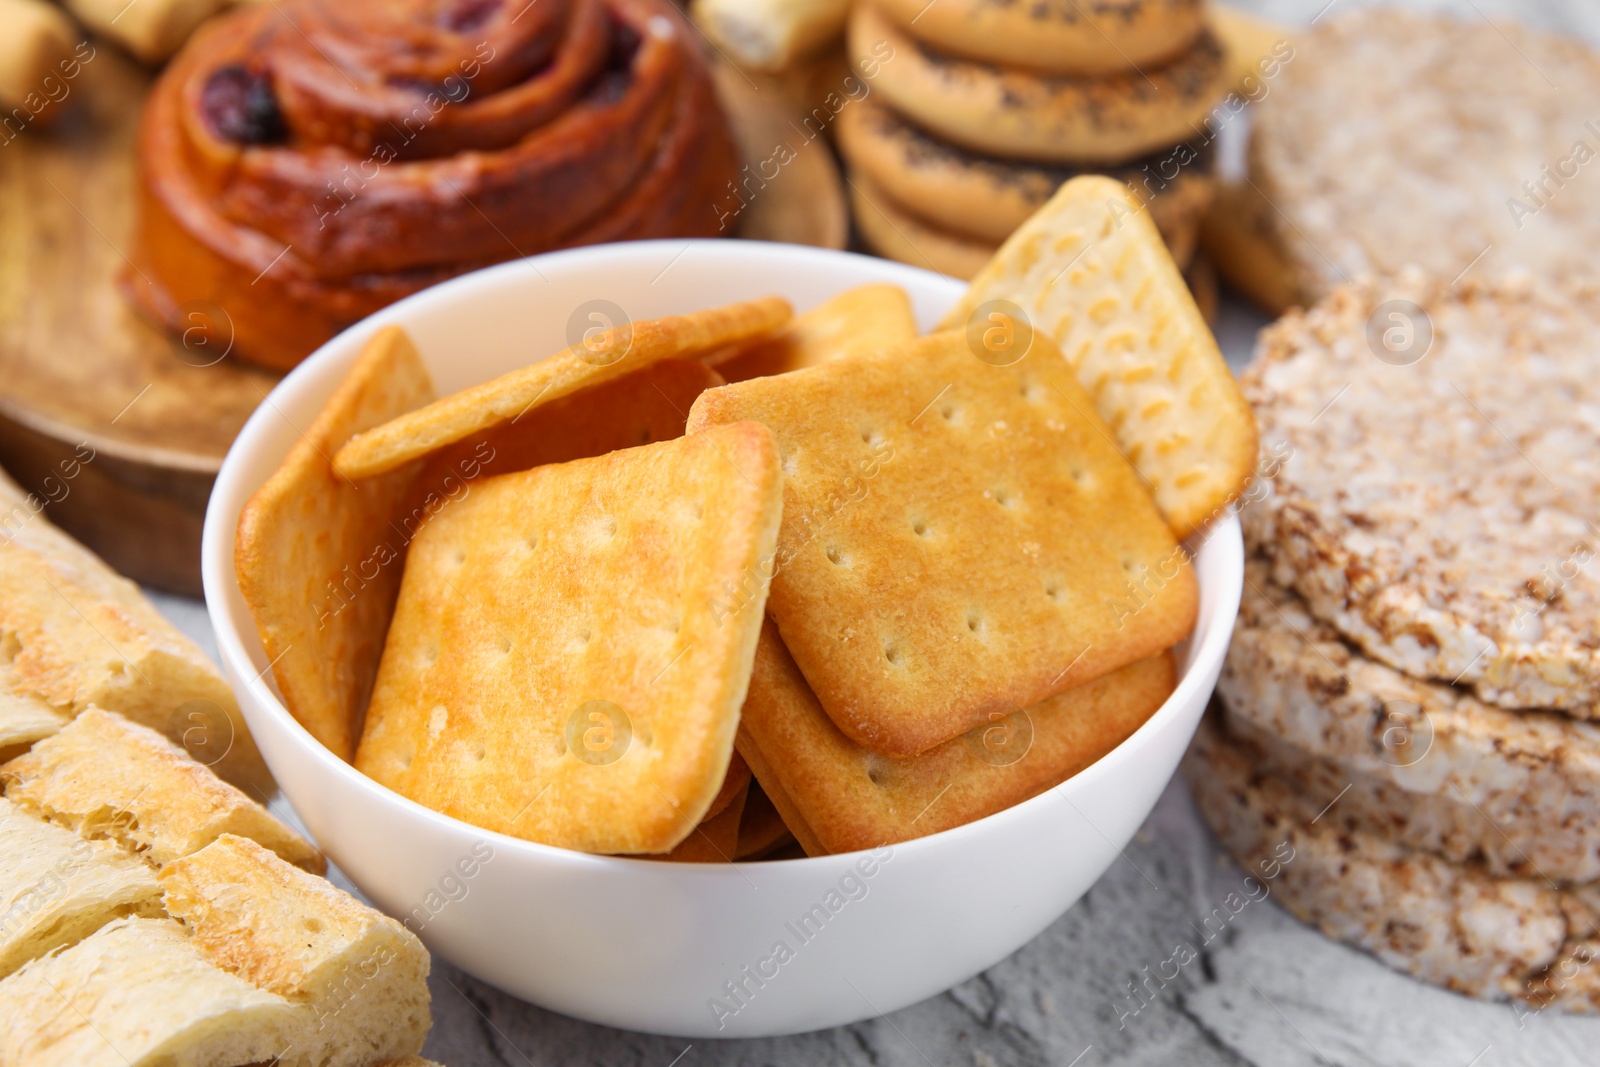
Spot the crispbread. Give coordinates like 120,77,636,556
1221,563,1600,883
687,330,1194,756
1243,276,1600,715
236,325,436,763
0,474,271,793
334,297,793,479
160,835,431,1067
711,284,918,383
355,424,784,854
737,622,1174,854
415,358,724,493
0,797,162,981
1187,716,1600,1012
659,781,748,863
1,709,323,873
1248,8,1600,305
0,916,304,1067
941,175,1258,539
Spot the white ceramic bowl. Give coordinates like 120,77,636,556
202,240,1243,1039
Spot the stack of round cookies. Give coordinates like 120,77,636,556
838,0,1231,288
1192,271,1600,1014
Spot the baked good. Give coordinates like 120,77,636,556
852,3,1230,165
1187,716,1600,1012
0,0,78,120
1221,563,1600,883
1242,275,1600,716
735,780,794,859
128,0,742,370
687,330,1194,757
873,0,1206,76
943,176,1257,540
849,169,996,281
236,327,436,763
1199,178,1301,314
0,468,271,793
691,0,850,71
355,424,783,853
838,93,1214,256
63,0,228,63
1246,8,1600,306
739,622,1175,854
2,708,323,872
333,297,791,479
711,282,917,382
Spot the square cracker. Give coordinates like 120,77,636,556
940,175,1259,539
354,423,784,854
334,297,792,479
236,325,436,762
711,284,917,383
687,330,1196,757
737,622,1175,854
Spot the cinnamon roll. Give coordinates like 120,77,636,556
128,0,740,370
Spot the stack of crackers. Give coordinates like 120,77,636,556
238,176,1257,862
0,468,441,1066
1193,272,1600,1014
835,0,1234,304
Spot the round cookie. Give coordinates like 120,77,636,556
1199,179,1302,314
851,3,1231,164
1187,716,1600,1012
873,0,1206,77
848,170,995,280
836,93,1216,247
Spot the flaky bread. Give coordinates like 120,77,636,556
1249,8,1600,305
334,297,793,479
0,916,304,1067
236,325,437,762
0,468,270,793
738,622,1175,854
1222,563,1600,882
1243,276,1600,715
1,709,323,872
357,424,784,853
689,331,1194,757
941,176,1257,539
0,797,162,981
161,835,431,1067
1187,717,1600,1012
0,671,68,765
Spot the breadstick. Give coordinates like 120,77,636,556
0,0,78,120
64,0,230,64
691,0,850,72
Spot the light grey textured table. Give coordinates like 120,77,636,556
151,1,1600,1060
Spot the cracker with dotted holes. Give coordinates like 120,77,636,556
711,284,918,383
736,622,1176,854
236,325,436,763
656,780,748,863
940,175,1258,540
353,424,784,855
686,330,1195,757
334,297,793,480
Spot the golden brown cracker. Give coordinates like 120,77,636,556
413,359,725,497
235,326,436,762
354,424,784,855
656,782,748,863
734,780,794,860
704,749,752,822
334,297,793,480
712,284,918,383
941,175,1259,539
737,623,1175,855
687,330,1195,757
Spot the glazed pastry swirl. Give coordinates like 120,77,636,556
130,0,739,370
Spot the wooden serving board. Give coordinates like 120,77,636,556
0,46,847,596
